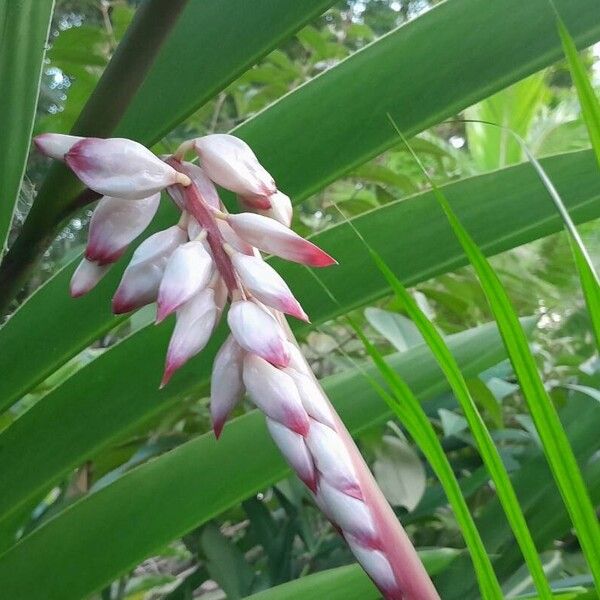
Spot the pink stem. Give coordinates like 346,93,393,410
166,158,238,292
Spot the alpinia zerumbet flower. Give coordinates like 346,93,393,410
36,131,440,600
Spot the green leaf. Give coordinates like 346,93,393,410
556,16,600,167
364,307,424,352
245,549,461,600
437,392,600,599
0,0,54,251
1,149,599,414
394,127,600,589
0,321,510,599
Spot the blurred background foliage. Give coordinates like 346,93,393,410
5,0,599,598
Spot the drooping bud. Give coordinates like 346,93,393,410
70,258,110,298
210,335,245,438
65,137,189,200
112,225,186,314
243,354,310,436
230,252,308,321
156,241,214,322
266,418,317,491
306,420,362,499
34,133,83,161
167,162,221,211
258,190,293,227
161,288,218,387
86,194,160,265
227,300,290,367
193,134,276,198
226,213,336,267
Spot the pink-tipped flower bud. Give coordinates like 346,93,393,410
86,193,160,265
345,535,400,599
210,335,245,438
226,213,336,267
266,418,317,492
306,420,362,499
230,252,308,321
161,288,218,387
258,190,293,227
317,479,377,547
70,258,110,298
167,162,221,211
156,241,214,322
34,133,83,161
243,354,310,436
65,137,188,200
218,220,254,255
112,225,186,314
227,300,290,367
284,367,336,429
193,134,276,198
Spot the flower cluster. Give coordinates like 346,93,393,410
35,132,438,600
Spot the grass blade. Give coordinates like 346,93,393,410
361,249,552,599
389,119,600,590
555,15,600,167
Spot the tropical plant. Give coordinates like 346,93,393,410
0,1,599,599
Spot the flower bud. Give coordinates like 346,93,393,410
317,479,377,547
210,336,245,438
258,190,293,227
156,241,214,322
238,194,272,210
306,420,362,499
231,252,308,321
112,225,186,314
70,258,110,298
266,418,317,491
286,367,336,428
227,300,289,367
34,133,83,161
161,288,218,387
65,137,188,200
346,535,399,598
193,134,276,198
86,194,160,265
243,354,310,436
227,213,336,267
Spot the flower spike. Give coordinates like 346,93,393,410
39,130,439,600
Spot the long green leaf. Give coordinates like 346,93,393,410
0,321,510,599
1,149,599,414
556,16,600,167
0,0,54,251
346,320,503,598
245,549,461,600
2,153,598,538
363,249,551,598
1,151,599,533
520,142,600,349
393,126,600,589
552,17,600,346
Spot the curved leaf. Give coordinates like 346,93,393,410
0,0,54,250
1,149,599,412
0,320,510,599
